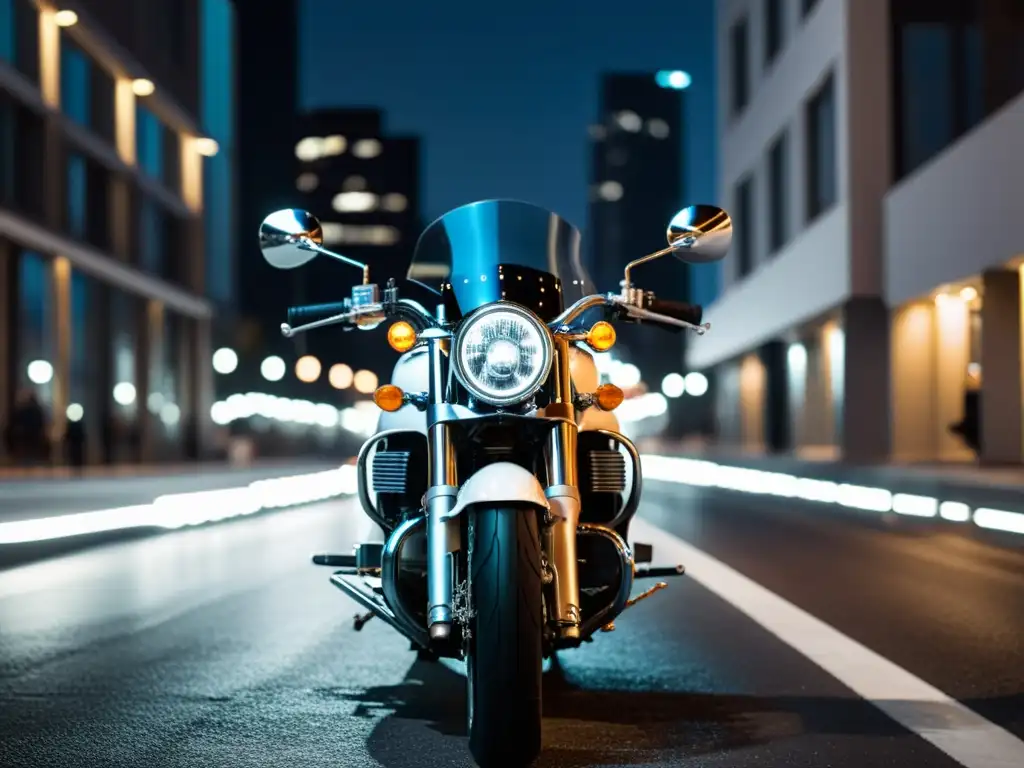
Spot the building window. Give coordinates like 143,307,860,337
60,37,91,128
17,251,53,405
107,287,141,463
136,105,165,181
69,268,98,436
66,153,87,239
138,197,167,276
2,0,39,83
890,1,1004,181
204,152,234,303
730,17,750,115
0,93,45,220
802,0,820,18
734,174,755,279
805,72,837,222
767,130,789,254
765,0,785,66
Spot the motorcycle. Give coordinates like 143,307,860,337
257,199,731,767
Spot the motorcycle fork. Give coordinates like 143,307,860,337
544,337,582,641
424,334,459,642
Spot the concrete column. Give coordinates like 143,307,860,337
193,317,215,459
759,339,790,453
51,256,71,446
841,297,890,463
980,269,1022,464
891,302,936,461
738,353,765,451
140,300,164,462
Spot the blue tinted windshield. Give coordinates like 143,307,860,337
407,200,594,317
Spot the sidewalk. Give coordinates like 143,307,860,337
0,460,345,523
639,440,1024,516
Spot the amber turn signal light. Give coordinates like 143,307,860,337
594,383,624,411
387,321,417,353
373,384,406,412
585,321,616,352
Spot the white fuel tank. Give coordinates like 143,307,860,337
376,347,430,434
568,346,620,432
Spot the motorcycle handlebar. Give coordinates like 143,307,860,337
643,296,703,329
286,302,351,325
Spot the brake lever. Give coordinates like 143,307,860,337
280,304,385,338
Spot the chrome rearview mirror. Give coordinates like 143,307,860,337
621,203,732,301
259,209,323,269
667,205,732,264
259,208,371,280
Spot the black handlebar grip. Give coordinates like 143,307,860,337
286,302,350,325
646,297,703,327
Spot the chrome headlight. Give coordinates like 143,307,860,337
452,304,553,407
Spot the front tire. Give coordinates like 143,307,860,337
467,505,544,767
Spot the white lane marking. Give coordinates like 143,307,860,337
631,517,1024,768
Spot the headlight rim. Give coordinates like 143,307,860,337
451,302,554,407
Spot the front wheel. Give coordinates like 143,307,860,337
467,505,544,767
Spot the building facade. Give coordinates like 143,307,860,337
0,0,234,465
586,73,687,384
697,0,1024,463
279,108,422,400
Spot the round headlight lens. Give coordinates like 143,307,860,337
453,305,553,406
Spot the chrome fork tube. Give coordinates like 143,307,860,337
545,339,582,640
424,334,458,640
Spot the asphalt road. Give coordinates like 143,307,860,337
1,482,1022,767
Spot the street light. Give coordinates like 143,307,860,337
195,137,219,157
295,355,322,383
212,347,238,374
661,373,685,398
684,372,708,397
329,363,353,390
54,10,78,27
261,356,285,382
655,70,692,90
353,370,378,394
131,78,155,97
26,360,53,385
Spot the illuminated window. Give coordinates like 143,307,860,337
296,172,318,191
322,134,347,155
342,175,367,191
598,180,623,202
614,111,641,132
295,136,324,161
332,190,377,213
382,193,408,212
352,138,382,158
646,118,670,139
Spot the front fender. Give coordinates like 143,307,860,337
448,462,549,518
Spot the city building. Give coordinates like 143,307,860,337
698,0,1024,463
286,108,423,397
233,0,299,390
587,71,714,434
0,0,235,465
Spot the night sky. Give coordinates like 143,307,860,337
300,0,720,302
